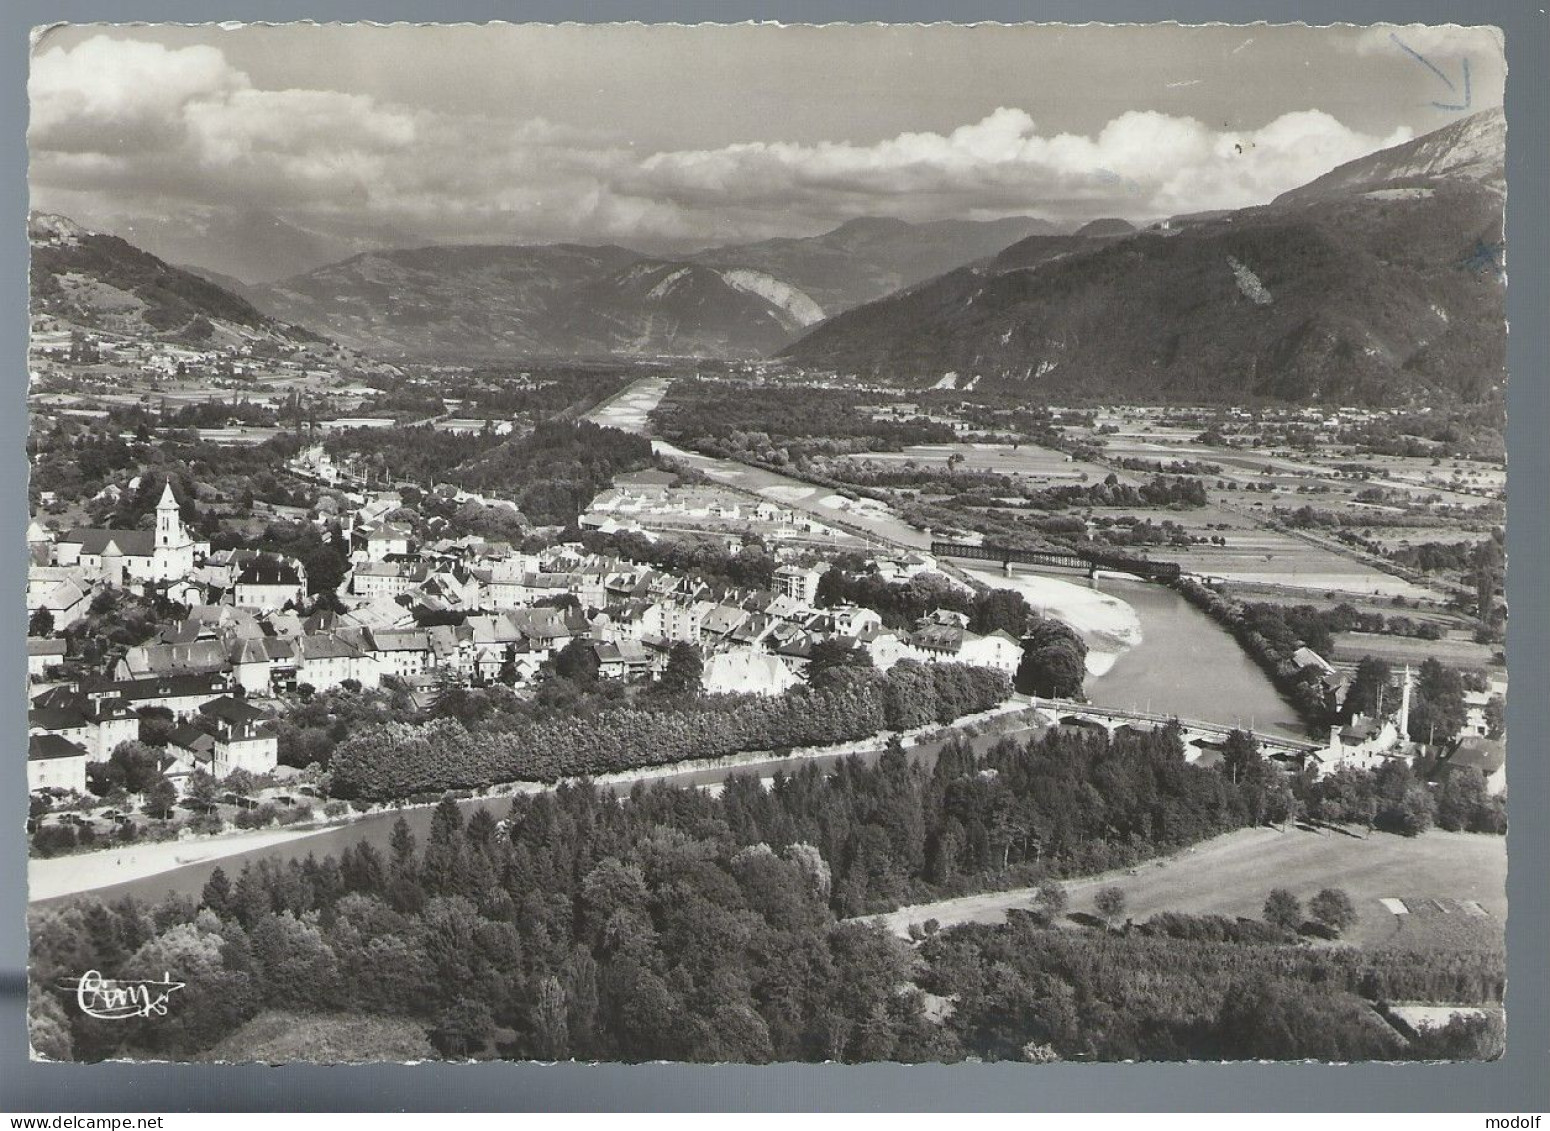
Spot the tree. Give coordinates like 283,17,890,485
971,589,1030,637
1308,888,1358,936
1016,619,1088,699
1435,767,1489,832
1483,696,1505,740
431,996,494,1059
28,607,55,637
805,638,870,690
1033,880,1069,924
186,768,219,810
1410,659,1467,746
533,974,570,1060
658,642,704,698
1343,656,1392,721
1222,729,1261,786
145,778,179,820
224,768,258,799
549,637,600,685
1262,888,1302,933
201,867,233,918
1094,886,1127,930
100,742,167,797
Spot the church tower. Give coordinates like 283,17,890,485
153,481,194,581
1397,663,1413,744
155,481,181,550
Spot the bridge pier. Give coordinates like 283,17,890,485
1003,559,1013,577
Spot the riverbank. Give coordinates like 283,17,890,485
29,825,342,903
956,563,1143,676
31,699,1039,904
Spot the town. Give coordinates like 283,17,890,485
25,360,1506,858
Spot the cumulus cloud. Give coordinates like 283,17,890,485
633,106,1409,224
30,36,247,152
30,33,1418,251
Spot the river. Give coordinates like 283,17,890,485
591,376,1306,740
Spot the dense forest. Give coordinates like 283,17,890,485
321,419,655,528
30,725,1503,1064
650,380,958,461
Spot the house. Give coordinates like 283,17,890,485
199,697,279,778
232,556,307,611
368,628,435,678
1461,688,1498,738
28,688,140,761
1310,714,1404,777
164,724,217,780
592,639,654,681
773,564,823,606
295,632,380,692
28,705,90,751
229,636,297,696
28,735,88,794
426,624,475,681
956,629,1023,676
26,568,91,625
647,600,705,644
702,649,799,697
613,468,677,498
26,637,67,680
700,603,750,641
1055,715,1111,740
97,671,232,718
1292,646,1335,674
116,639,229,682
1437,736,1507,795
354,521,413,561
350,560,430,599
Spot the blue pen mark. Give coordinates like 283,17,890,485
1390,32,1473,111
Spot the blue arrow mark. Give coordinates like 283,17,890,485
1390,32,1473,111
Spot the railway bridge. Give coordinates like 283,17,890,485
931,540,1182,583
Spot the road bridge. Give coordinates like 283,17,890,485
1027,696,1321,758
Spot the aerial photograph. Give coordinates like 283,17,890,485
22,21,1508,1065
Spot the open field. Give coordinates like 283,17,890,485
1331,630,1502,671
860,441,1120,485
872,825,1506,949
1148,527,1433,598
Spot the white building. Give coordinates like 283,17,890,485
28,735,87,794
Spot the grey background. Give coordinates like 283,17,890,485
2,0,1545,1113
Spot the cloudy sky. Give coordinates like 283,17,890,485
29,21,1504,275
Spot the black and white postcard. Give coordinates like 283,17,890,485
23,21,1509,1065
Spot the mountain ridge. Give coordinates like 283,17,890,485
779,109,1506,407
240,215,1057,359
28,212,324,350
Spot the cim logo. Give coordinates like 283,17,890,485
58,971,185,1021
